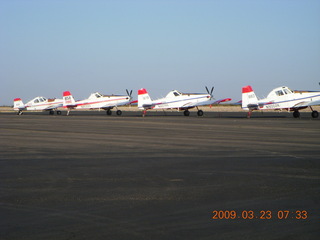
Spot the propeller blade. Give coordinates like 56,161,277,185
205,86,214,98
205,86,210,95
126,89,133,97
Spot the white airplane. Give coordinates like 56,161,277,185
138,87,231,116
63,90,133,115
13,96,63,115
242,85,320,118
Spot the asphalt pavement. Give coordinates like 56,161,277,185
0,111,319,240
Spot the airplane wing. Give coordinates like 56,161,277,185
293,100,320,108
43,103,63,110
212,98,232,104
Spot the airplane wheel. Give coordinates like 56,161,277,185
293,111,300,118
18,110,23,115
184,110,190,116
116,110,122,116
311,111,319,118
197,110,204,116
49,110,54,115
56,110,62,115
106,109,112,115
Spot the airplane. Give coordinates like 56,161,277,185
242,85,320,118
13,96,63,115
63,90,133,115
137,87,232,116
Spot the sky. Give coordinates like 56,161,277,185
1,0,320,105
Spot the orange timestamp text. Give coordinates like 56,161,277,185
211,210,308,220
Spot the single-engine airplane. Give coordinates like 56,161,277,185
138,87,231,116
63,90,133,115
242,85,320,118
13,96,63,115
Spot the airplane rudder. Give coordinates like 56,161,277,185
13,98,24,109
242,85,257,109
63,91,75,106
137,88,151,108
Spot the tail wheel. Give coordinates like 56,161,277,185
311,111,319,118
106,109,112,115
293,111,300,118
116,110,122,116
184,110,190,116
197,110,204,116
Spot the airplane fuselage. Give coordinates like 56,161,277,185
71,96,130,110
257,91,320,111
151,94,212,110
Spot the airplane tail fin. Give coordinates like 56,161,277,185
63,91,76,107
242,85,258,110
138,88,152,109
13,98,25,110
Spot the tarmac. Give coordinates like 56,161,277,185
0,111,319,240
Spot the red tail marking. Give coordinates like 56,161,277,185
138,88,148,95
63,91,72,97
242,86,253,93
14,98,22,101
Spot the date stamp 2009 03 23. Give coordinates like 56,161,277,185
211,210,308,220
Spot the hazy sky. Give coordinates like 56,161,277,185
1,0,320,105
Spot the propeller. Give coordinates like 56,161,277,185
126,89,133,99
205,86,214,99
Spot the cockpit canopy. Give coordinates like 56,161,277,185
267,86,293,98
34,97,47,103
166,90,182,98
89,92,103,99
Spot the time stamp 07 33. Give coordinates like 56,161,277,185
211,210,308,220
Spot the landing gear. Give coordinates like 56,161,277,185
116,110,122,116
184,110,190,116
49,110,54,115
57,110,62,115
142,110,147,117
17,110,23,115
197,110,204,116
311,110,319,118
293,111,300,118
106,109,112,115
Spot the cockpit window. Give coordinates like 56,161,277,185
283,89,291,95
173,92,180,96
34,99,39,103
276,90,284,96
